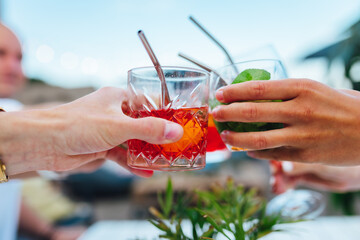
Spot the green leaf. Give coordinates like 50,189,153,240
200,226,215,238
164,177,173,218
195,208,231,240
148,219,171,233
148,176,303,240
210,199,231,231
149,206,166,219
232,69,271,84
158,191,165,214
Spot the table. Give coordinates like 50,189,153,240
79,216,360,240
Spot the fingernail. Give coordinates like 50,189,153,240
211,106,221,119
216,89,224,102
220,130,229,142
282,161,294,172
247,151,256,158
164,122,183,140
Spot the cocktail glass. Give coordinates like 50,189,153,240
210,59,325,220
127,66,209,171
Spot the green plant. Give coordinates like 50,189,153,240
149,177,295,240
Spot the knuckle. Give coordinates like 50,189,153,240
242,103,258,121
298,150,314,163
140,119,156,134
147,117,166,139
251,81,266,98
98,86,113,94
295,79,317,96
99,87,124,98
292,105,314,122
299,106,314,122
250,134,268,149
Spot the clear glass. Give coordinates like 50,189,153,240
210,59,325,220
210,59,287,151
127,66,209,171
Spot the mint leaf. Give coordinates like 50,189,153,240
213,68,283,134
232,69,271,84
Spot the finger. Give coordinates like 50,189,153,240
70,159,106,173
107,147,153,178
296,174,347,193
247,147,302,161
216,78,319,103
123,117,184,144
281,162,316,176
212,101,290,123
340,89,360,98
221,129,292,150
283,162,355,182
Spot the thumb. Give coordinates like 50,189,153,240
125,117,184,144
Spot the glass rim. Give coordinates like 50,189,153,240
213,58,283,73
128,66,209,80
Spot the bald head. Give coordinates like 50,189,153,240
0,23,25,98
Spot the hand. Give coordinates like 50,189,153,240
212,78,360,166
50,226,86,240
0,87,183,176
275,162,360,193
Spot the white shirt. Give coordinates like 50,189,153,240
0,181,22,240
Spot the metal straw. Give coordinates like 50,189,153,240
178,52,215,73
178,52,227,87
138,30,171,108
189,16,238,73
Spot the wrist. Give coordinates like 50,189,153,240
0,109,64,176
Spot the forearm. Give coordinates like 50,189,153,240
0,109,62,176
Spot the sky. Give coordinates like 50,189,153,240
2,0,360,89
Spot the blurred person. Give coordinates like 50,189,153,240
212,78,360,166
0,23,25,110
0,22,86,240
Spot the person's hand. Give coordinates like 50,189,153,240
1,87,183,176
50,226,86,240
274,162,360,193
212,78,360,166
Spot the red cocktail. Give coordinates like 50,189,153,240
206,115,226,152
128,107,208,170
127,66,209,171
205,114,230,163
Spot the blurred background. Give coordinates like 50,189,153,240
2,0,360,239
2,0,360,90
